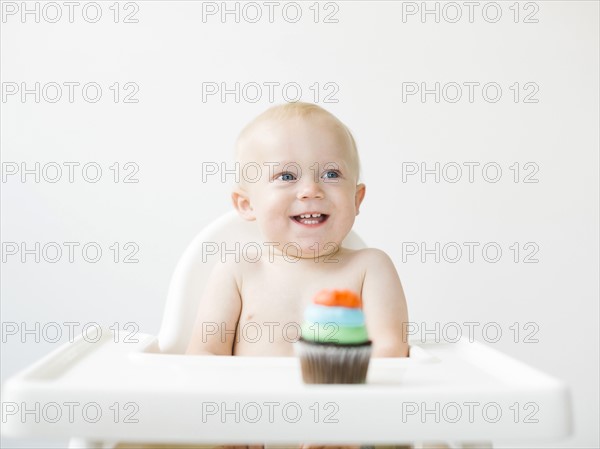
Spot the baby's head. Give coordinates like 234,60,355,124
232,102,366,259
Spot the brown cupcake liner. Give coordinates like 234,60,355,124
295,338,372,384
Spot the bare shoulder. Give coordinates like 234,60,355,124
344,247,396,268
357,247,408,357
358,247,393,260
209,251,249,284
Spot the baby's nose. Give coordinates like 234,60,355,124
297,180,324,199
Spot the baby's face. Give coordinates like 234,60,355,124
233,115,365,258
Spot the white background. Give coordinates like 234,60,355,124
1,1,598,448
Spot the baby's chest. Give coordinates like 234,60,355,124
238,261,364,323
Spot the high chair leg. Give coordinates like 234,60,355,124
418,443,493,449
371,445,414,449
113,444,219,449
68,438,111,448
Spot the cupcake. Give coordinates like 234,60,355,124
296,289,372,384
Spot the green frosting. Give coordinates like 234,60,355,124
301,322,369,344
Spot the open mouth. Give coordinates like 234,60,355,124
291,213,329,226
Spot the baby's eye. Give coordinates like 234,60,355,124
277,172,297,182
322,170,340,180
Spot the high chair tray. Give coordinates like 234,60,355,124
1,330,571,444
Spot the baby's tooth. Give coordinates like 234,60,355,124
311,213,321,218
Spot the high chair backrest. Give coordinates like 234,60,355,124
157,210,367,354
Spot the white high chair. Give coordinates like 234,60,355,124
1,211,572,449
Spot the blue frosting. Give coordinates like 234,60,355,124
304,304,365,326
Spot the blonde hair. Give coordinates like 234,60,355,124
235,102,361,183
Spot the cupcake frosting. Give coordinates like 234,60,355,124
301,289,369,344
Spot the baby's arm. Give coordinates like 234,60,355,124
185,259,242,355
361,249,409,357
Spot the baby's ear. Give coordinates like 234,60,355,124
355,183,366,215
231,189,256,221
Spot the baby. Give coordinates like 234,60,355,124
185,102,410,449
186,102,409,359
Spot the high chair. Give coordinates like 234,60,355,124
1,211,572,449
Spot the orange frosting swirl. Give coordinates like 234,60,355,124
313,289,362,308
